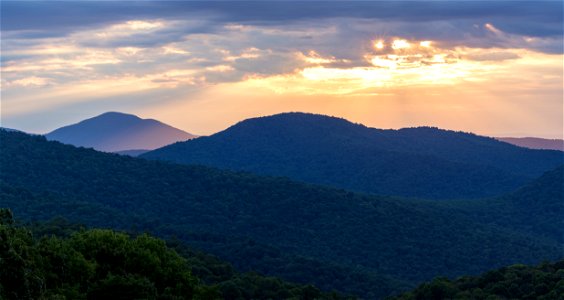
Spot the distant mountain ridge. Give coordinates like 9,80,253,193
115,149,150,157
142,112,563,199
46,112,196,152
0,127,25,133
497,137,564,151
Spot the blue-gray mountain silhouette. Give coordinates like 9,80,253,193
142,112,563,199
46,112,196,152
497,137,564,151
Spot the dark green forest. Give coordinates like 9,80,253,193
431,166,564,243
1,130,563,298
5,210,562,300
392,260,564,299
0,209,344,300
142,112,563,199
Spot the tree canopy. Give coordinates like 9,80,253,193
392,260,564,299
0,209,344,300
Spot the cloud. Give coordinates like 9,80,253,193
2,13,561,94
464,51,520,62
1,1,561,138
3,1,562,40
8,76,52,87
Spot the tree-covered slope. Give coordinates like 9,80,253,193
501,166,564,241
0,181,407,299
391,260,564,299
141,112,563,199
0,210,343,300
1,130,562,298
435,166,564,243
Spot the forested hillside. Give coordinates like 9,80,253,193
0,182,406,299
435,166,564,243
142,113,563,199
0,209,343,300
1,130,562,299
392,260,564,299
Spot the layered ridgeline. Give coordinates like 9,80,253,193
46,112,196,153
497,137,564,151
435,166,564,243
0,211,344,300
1,130,563,298
142,113,563,199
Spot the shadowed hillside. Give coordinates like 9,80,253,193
142,112,563,199
1,129,562,299
438,165,564,243
392,259,564,299
0,211,345,300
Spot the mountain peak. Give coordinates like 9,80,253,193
223,112,370,139
46,112,196,152
241,112,360,125
81,111,153,124
95,111,141,119
142,112,563,199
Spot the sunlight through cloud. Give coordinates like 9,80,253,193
391,39,411,50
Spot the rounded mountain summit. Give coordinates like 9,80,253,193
141,112,563,199
46,112,196,153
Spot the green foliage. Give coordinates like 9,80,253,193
392,260,564,299
0,212,346,300
1,130,563,299
157,238,354,299
0,213,199,299
87,274,158,300
432,166,564,243
0,208,43,300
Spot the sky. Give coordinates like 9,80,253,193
1,0,563,138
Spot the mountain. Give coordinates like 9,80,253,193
141,112,563,199
489,166,564,242
115,149,150,157
440,165,564,243
45,112,196,152
0,127,24,133
1,130,562,299
497,137,564,151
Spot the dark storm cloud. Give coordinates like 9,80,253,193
2,1,562,38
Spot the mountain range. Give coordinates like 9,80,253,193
45,112,196,152
1,129,562,299
142,112,563,199
497,137,564,151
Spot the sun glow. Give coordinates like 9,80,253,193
391,39,411,50
420,41,432,48
232,37,556,97
366,38,462,74
374,40,385,50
